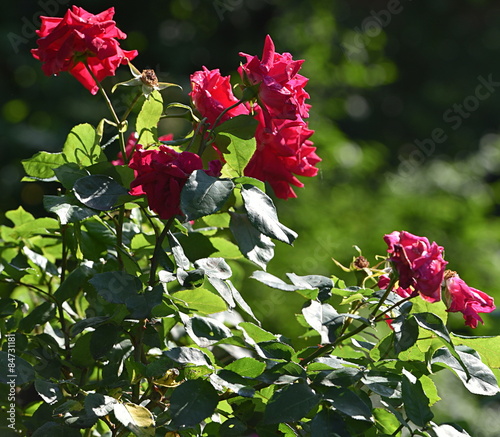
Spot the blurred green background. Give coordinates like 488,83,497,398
2,0,500,431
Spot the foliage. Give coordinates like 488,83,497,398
1,6,500,437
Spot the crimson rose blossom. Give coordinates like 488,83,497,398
128,146,221,220
31,6,138,95
244,108,320,199
384,231,448,303
189,36,320,199
443,271,495,328
190,67,249,128
238,34,310,125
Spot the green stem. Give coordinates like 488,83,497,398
301,275,398,366
83,62,127,162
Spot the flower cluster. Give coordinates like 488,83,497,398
31,6,138,95
189,35,320,199
380,231,495,327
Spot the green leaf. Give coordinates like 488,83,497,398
19,301,56,332
451,334,500,370
73,175,128,211
90,271,142,304
53,163,90,189
431,423,472,436
413,312,451,343
373,408,401,435
44,194,97,224
84,393,118,417
239,322,277,344
232,176,265,192
225,357,266,378
361,372,402,400
34,380,62,405
241,185,297,244
0,351,35,384
90,324,120,359
5,206,34,226
302,300,345,344
169,379,219,428
164,346,213,367
264,383,320,424
194,257,232,279
310,409,349,437
218,132,256,178
136,90,163,145
72,332,94,367
31,422,82,437
392,314,420,353
229,212,275,269
251,271,301,291
431,347,499,396
323,386,373,422
210,372,255,397
214,115,257,178
54,264,93,303
172,288,227,315
420,374,440,406
401,369,433,427
180,170,234,220
113,402,155,437
62,123,105,167
255,341,295,362
22,151,66,181
183,314,233,348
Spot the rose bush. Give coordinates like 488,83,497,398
2,6,498,437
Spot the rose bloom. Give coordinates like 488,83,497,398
238,34,310,125
384,231,448,303
31,6,138,95
244,108,320,199
443,270,495,328
128,145,221,220
190,67,249,128
112,132,174,166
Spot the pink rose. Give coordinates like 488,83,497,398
244,108,320,199
443,271,495,328
128,145,221,220
31,6,138,95
189,67,248,128
384,231,447,303
238,34,310,125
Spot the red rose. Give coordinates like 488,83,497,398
31,6,138,95
189,67,248,128
112,132,174,166
238,34,310,125
244,108,320,199
384,231,448,303
444,271,495,328
128,145,221,220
